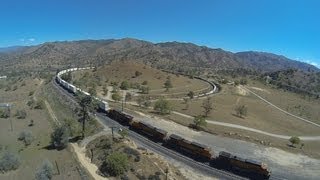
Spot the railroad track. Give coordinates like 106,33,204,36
52,79,245,180
52,78,286,180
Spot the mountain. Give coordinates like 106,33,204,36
0,46,29,53
235,51,317,72
0,38,318,73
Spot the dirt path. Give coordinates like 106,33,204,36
33,79,44,101
240,85,320,128
71,143,107,180
44,100,61,125
171,110,320,141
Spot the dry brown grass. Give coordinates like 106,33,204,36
0,78,91,180
72,61,210,95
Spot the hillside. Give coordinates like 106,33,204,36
265,69,320,96
0,38,318,74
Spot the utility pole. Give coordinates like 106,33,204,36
8,105,12,131
121,99,124,112
165,168,169,180
111,126,118,141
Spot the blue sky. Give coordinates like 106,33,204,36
1,0,319,67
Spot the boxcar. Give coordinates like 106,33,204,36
167,134,213,161
216,151,271,178
107,109,133,126
131,121,167,142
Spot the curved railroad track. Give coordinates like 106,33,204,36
52,79,248,180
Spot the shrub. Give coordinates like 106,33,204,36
18,130,34,146
112,92,122,102
139,86,150,94
0,109,10,118
35,160,54,180
29,91,34,96
15,109,27,119
289,136,300,147
34,100,45,109
120,81,129,90
0,151,21,172
100,152,128,177
153,98,171,115
142,81,148,85
50,125,70,150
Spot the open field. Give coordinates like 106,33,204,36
72,61,210,96
168,83,320,136
245,80,320,123
0,77,91,180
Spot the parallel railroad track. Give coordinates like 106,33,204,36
52,78,285,180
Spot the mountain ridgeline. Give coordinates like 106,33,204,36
0,38,318,74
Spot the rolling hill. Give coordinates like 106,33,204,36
0,38,318,74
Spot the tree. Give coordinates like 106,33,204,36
201,96,213,117
164,78,173,92
18,130,34,146
125,93,132,102
240,78,248,85
0,151,21,172
153,98,171,115
0,108,10,118
139,86,150,94
289,136,300,147
112,92,122,102
135,71,142,77
235,104,248,118
187,91,194,99
118,129,128,139
142,81,148,85
78,95,93,138
136,96,144,107
35,160,54,180
193,115,207,129
120,81,129,90
102,85,108,96
51,125,70,149
15,109,27,119
183,98,190,110
143,99,151,108
88,87,97,96
100,152,128,177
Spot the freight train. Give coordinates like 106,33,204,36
55,68,271,179
105,109,270,179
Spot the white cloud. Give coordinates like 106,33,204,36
305,60,320,68
18,37,36,44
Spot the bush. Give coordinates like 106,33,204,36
142,81,148,85
0,151,21,172
112,92,122,102
29,91,34,96
34,100,45,109
139,86,150,94
35,160,54,180
100,152,128,177
15,109,27,119
153,98,171,115
289,136,300,147
0,109,10,118
18,130,34,146
120,81,129,90
50,125,70,150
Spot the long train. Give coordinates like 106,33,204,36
56,67,271,179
